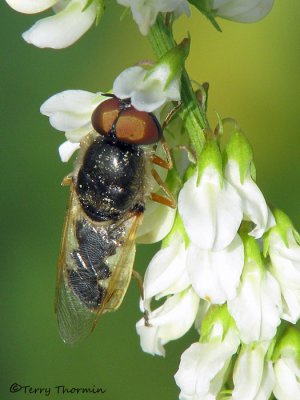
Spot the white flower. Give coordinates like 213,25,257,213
58,140,81,162
187,234,244,304
114,39,188,112
228,237,282,343
232,341,274,400
40,89,104,161
113,65,180,113
175,321,240,400
224,130,275,239
116,0,190,35
136,288,199,356
136,200,176,244
273,356,300,400
5,0,57,13
6,0,98,49
272,326,300,400
225,160,275,239
211,0,274,23
194,300,211,334
178,168,243,251
268,228,300,324
143,232,190,300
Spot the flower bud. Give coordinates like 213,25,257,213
179,140,243,250
224,130,275,238
265,209,300,324
175,305,240,400
228,235,282,343
272,326,300,399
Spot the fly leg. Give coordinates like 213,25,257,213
132,270,150,327
61,174,73,186
149,168,176,209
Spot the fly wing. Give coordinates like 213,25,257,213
55,183,143,345
93,212,144,320
55,185,96,344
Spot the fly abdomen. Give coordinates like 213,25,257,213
68,269,105,310
68,219,124,309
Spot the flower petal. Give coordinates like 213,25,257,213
113,66,146,100
273,357,300,400
225,160,273,238
5,0,56,14
65,123,94,143
117,0,188,35
269,230,300,323
137,288,199,356
228,266,282,343
178,169,243,250
232,342,274,400
22,0,97,49
131,83,170,112
136,200,176,244
41,90,102,132
143,232,190,300
58,140,80,162
175,329,240,399
187,234,244,304
113,63,181,112
214,0,274,23
229,0,274,23
131,65,180,112
117,0,158,35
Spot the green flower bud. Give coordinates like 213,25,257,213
197,139,223,186
145,38,190,91
200,304,237,343
224,130,254,184
272,325,300,364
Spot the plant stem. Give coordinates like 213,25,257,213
148,14,208,158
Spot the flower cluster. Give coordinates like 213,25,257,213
9,0,298,398
39,30,300,396
5,0,274,48
137,129,300,399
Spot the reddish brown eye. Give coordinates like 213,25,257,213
115,108,162,145
91,97,121,135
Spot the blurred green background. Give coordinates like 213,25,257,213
1,2,299,399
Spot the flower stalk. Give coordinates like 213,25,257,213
148,14,208,159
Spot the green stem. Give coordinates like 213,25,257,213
148,14,209,158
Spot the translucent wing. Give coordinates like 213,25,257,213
55,183,143,345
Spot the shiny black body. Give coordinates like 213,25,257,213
69,135,146,310
76,136,145,222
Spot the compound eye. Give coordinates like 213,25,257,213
115,108,162,145
91,97,122,135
